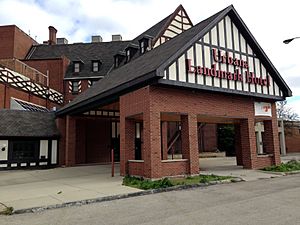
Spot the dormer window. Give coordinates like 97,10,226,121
140,41,145,54
115,57,119,68
139,35,152,54
74,62,80,72
114,52,125,68
126,49,131,62
125,44,138,63
92,60,101,72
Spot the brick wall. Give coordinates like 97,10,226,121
285,123,300,153
119,85,280,178
0,25,36,60
286,135,300,153
128,161,144,177
161,160,189,177
199,124,217,152
23,57,69,95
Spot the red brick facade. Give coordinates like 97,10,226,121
284,121,300,153
23,57,70,95
118,85,281,178
0,25,37,60
198,124,218,152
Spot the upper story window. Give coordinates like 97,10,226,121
139,36,152,54
140,41,145,54
92,61,99,72
89,79,98,87
71,81,79,93
92,61,101,72
114,57,119,68
126,50,131,62
74,62,80,72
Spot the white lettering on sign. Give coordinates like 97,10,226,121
254,102,272,117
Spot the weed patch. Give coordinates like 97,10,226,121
262,160,300,172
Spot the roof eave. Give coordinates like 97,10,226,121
56,71,162,117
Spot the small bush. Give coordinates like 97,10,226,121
123,176,173,190
262,160,300,172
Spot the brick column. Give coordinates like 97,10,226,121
181,114,199,175
263,118,281,165
143,111,162,178
120,116,135,176
65,115,76,166
240,118,256,169
161,121,168,160
56,117,66,166
234,124,243,166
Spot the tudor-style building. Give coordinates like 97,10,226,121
0,4,293,175
55,5,291,178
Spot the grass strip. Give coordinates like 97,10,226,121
123,174,232,190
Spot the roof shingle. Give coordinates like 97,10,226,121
0,110,59,137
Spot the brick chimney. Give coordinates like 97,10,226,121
48,26,57,45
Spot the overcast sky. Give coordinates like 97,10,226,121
0,0,299,115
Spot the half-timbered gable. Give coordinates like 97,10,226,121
153,5,193,48
160,7,291,100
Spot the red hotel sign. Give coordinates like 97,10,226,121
186,49,270,86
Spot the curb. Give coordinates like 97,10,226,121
259,170,300,176
12,177,243,215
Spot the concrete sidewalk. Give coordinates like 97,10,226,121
199,154,300,181
199,157,282,181
1,154,299,213
0,164,138,211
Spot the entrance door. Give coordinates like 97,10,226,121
111,121,120,162
135,122,142,160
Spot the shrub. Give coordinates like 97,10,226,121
123,176,173,190
262,160,300,172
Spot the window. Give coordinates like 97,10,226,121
71,81,79,93
11,140,39,161
92,61,99,72
74,63,80,72
89,79,97,86
126,50,130,62
114,56,119,68
135,122,142,160
140,41,145,54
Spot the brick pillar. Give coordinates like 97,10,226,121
234,124,243,166
56,117,66,166
161,121,168,160
120,116,135,176
263,118,281,165
240,118,256,169
181,114,199,175
143,111,162,179
65,115,76,166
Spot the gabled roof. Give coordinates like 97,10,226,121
0,110,59,137
56,5,292,116
131,4,193,46
131,13,173,46
56,6,224,116
27,41,130,79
